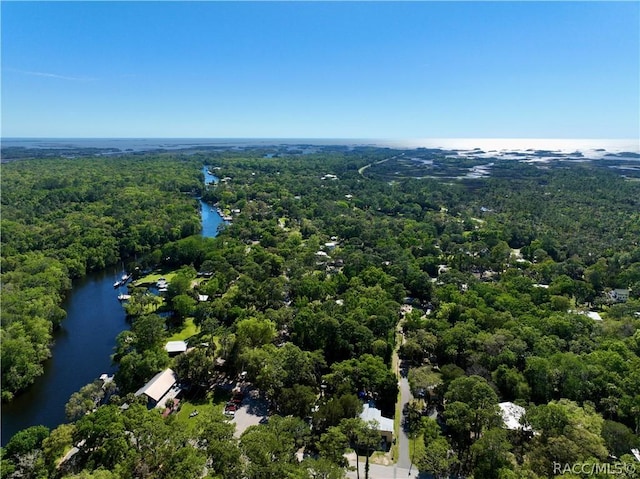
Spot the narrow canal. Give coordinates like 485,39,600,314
1,168,221,445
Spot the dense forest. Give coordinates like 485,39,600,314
1,156,204,400
2,148,639,479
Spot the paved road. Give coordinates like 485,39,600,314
345,456,418,479
358,154,403,178
395,314,415,471
397,375,413,469
354,315,417,479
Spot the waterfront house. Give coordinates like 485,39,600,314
135,368,180,408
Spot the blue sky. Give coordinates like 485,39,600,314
2,1,638,139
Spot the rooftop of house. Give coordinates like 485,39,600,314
360,403,394,433
135,368,178,402
165,341,188,354
499,401,531,431
586,311,602,321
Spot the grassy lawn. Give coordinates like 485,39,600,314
408,434,425,466
133,270,178,287
170,394,226,435
167,318,199,342
391,395,401,463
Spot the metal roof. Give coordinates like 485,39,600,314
165,341,188,353
360,403,394,433
135,368,178,402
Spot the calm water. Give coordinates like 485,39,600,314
200,167,224,237
1,268,128,444
2,137,638,154
1,170,221,445
0,137,371,151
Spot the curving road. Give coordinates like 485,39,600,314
358,153,404,178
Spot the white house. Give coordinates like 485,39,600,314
608,288,630,302
360,404,394,443
499,402,531,431
615,288,630,302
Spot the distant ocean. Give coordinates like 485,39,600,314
1,138,638,155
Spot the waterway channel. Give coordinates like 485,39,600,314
1,168,221,445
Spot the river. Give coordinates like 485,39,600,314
1,168,221,445
200,167,224,236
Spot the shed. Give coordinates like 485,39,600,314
165,341,188,356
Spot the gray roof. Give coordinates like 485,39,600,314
360,404,394,433
165,341,188,353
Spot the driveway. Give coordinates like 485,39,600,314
345,453,420,478
397,375,413,469
231,389,268,438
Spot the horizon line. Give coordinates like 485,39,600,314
3,136,639,140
